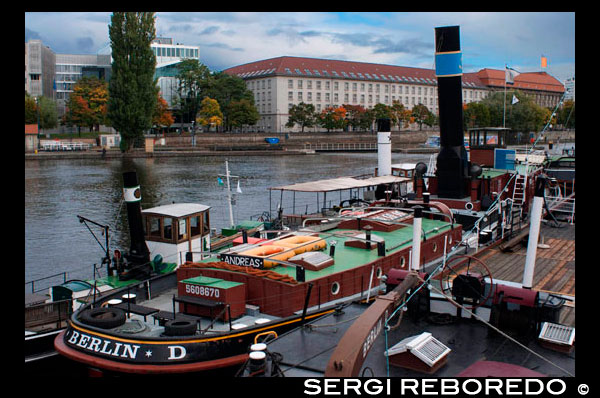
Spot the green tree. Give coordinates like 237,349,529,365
343,104,374,131
227,98,260,129
286,102,316,132
411,104,432,130
206,72,254,131
557,100,575,129
175,59,212,130
463,102,491,129
25,93,37,124
37,96,58,131
107,12,158,152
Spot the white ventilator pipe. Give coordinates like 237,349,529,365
411,206,423,271
377,119,392,176
522,176,547,289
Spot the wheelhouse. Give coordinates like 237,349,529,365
142,203,211,265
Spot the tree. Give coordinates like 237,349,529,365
463,102,491,129
63,76,108,133
107,12,158,152
411,104,432,130
175,59,212,130
286,102,316,132
206,72,254,131
196,97,223,132
152,93,174,134
317,106,346,132
557,100,575,129
37,96,58,131
227,98,259,129
343,104,373,131
25,93,37,124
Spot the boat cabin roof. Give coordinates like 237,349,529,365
142,203,210,218
391,163,417,170
269,175,411,193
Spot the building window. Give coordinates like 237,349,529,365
298,92,303,101
361,95,365,103
361,83,365,92
307,92,312,101
344,94,349,102
288,79,293,88
325,93,330,102
288,91,293,100
298,80,303,89
316,81,321,90
307,80,312,89
353,82,357,91
368,84,373,92
376,84,380,92
334,93,338,103
344,82,349,91
316,92,321,101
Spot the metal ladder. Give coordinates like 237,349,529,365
508,173,527,232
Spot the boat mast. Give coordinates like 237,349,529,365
225,160,235,228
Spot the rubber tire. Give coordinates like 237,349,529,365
164,319,197,336
79,307,127,329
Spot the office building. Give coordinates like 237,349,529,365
25,39,56,99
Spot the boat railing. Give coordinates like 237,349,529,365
546,193,575,225
25,298,72,330
25,272,68,294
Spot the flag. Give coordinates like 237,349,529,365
505,66,520,85
512,95,519,105
236,180,242,193
541,55,548,68
217,177,224,186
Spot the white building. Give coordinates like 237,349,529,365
25,39,56,99
151,37,200,107
223,56,491,132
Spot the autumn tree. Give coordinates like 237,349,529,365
152,92,174,134
317,106,347,132
343,104,372,131
286,102,316,132
411,104,433,130
63,76,108,134
108,12,158,151
196,97,223,132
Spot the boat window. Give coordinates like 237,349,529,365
163,217,173,240
178,218,188,241
190,215,201,237
203,212,210,235
331,281,340,295
149,217,161,238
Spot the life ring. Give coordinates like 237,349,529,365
79,307,126,329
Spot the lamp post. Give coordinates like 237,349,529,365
35,96,41,149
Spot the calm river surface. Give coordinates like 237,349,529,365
25,152,431,286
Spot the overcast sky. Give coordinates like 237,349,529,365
25,12,575,82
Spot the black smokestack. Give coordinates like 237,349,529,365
122,171,150,266
434,26,469,198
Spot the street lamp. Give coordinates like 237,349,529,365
35,96,40,149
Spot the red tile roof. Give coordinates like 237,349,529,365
476,68,564,93
223,56,563,93
25,124,38,135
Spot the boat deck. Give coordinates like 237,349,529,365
476,221,574,326
267,221,576,377
268,301,575,377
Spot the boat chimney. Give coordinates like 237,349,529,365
411,206,423,271
122,171,151,266
522,176,547,289
377,118,392,176
434,26,469,198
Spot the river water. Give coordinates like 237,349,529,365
25,152,432,287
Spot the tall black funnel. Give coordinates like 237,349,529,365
122,171,150,266
434,26,469,198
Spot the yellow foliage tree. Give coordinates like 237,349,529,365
196,97,223,131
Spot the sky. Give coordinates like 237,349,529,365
25,12,575,82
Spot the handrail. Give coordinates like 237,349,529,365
25,272,68,294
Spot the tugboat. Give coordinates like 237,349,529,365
54,164,462,375
26,169,263,365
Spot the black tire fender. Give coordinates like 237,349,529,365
164,319,197,336
79,307,127,329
